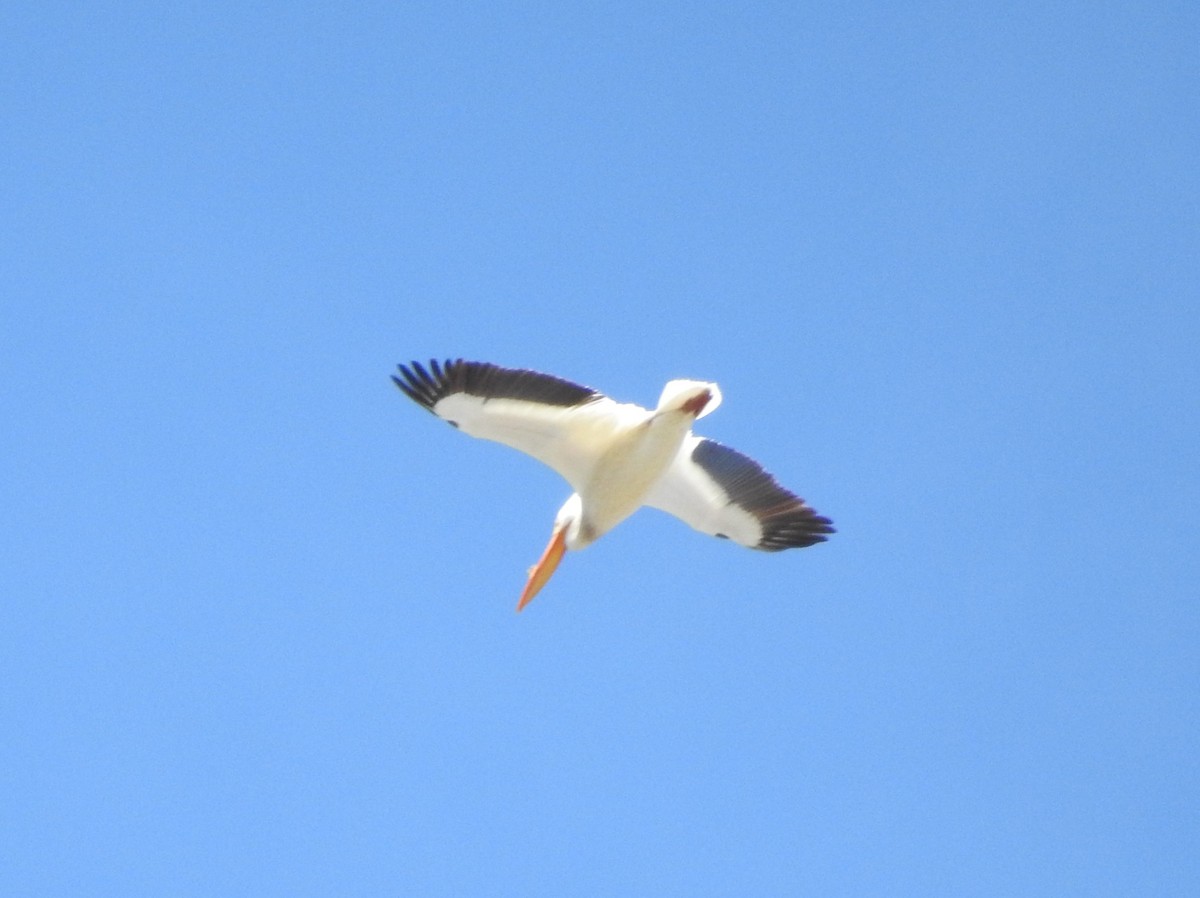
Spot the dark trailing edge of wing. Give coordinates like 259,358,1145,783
690,438,835,551
392,359,601,417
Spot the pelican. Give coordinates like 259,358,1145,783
393,359,834,611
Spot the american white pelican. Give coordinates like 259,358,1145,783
393,359,834,611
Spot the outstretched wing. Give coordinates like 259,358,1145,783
392,359,647,493
642,435,835,551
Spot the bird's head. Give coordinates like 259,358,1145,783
517,494,585,612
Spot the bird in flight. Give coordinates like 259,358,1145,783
393,359,834,611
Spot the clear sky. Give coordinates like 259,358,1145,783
3,2,1197,895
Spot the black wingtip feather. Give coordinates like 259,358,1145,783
392,358,600,417
392,358,465,414
690,438,835,552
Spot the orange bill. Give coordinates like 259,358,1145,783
517,524,567,612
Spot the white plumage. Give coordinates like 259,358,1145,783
394,359,833,610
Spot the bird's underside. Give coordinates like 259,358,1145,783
393,358,834,609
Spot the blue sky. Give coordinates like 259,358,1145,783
3,1,1197,894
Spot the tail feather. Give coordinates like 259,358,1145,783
656,379,723,419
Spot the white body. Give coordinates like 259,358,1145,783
439,378,721,548
393,359,833,609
